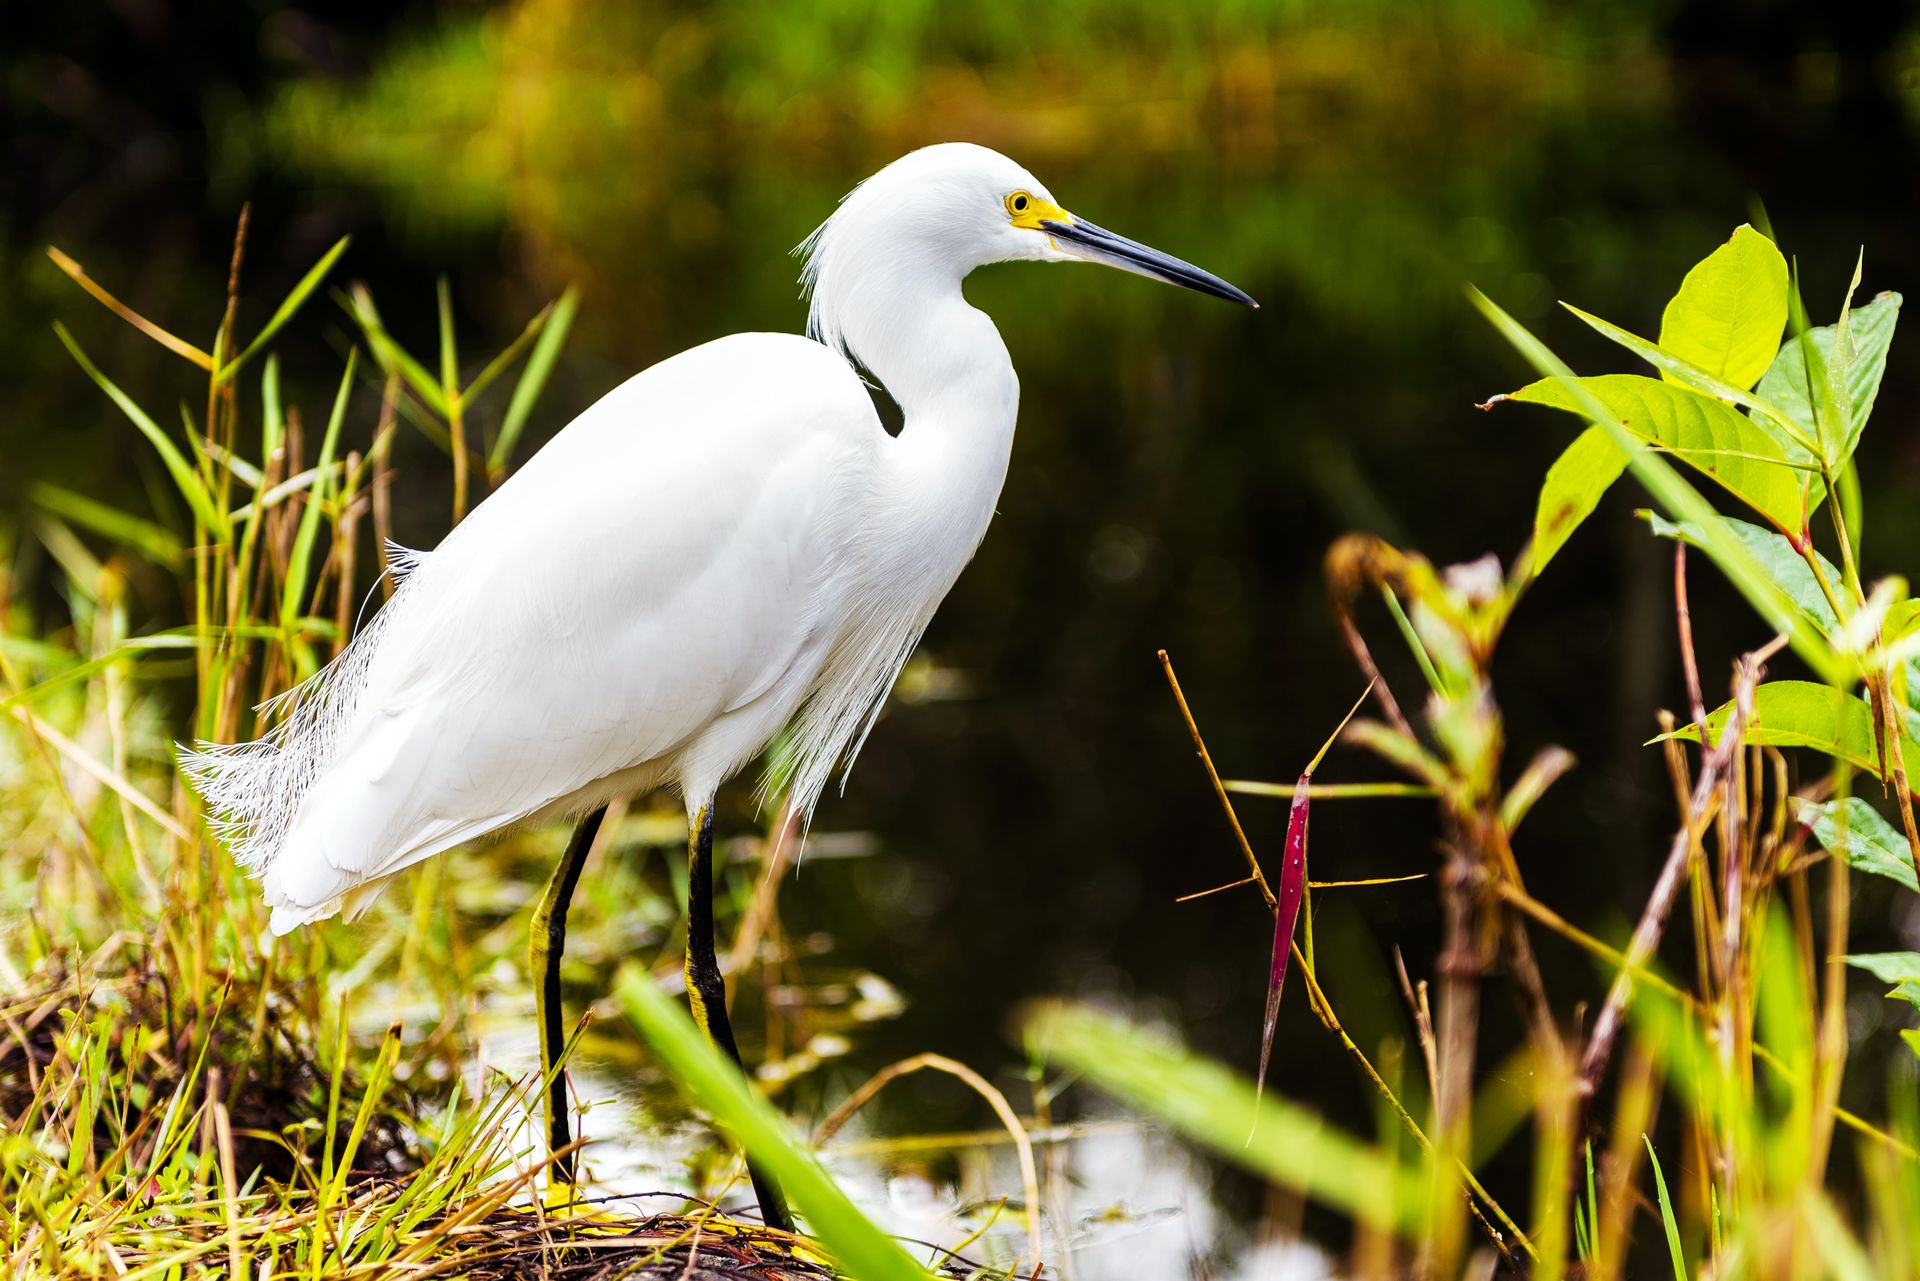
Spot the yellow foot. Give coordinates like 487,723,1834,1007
540,1177,586,1214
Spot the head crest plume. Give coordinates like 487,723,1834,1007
797,143,1042,372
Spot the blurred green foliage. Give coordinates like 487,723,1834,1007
258,0,1670,346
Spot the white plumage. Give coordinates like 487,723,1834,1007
181,142,1253,935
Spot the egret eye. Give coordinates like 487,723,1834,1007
1007,191,1033,218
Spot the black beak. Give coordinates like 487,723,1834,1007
1040,218,1258,308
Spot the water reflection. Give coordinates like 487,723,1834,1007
480,1010,1323,1279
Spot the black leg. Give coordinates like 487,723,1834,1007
531,804,605,1185
685,803,795,1232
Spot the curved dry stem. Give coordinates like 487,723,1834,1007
813,1052,1045,1270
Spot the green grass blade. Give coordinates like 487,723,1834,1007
1023,1000,1423,1234
460,300,554,407
1578,1140,1598,1261
436,276,457,399
281,350,357,632
490,286,577,474
327,1026,402,1203
262,355,285,461
220,237,350,381
613,963,932,1281
54,322,227,540
1643,1135,1686,1280
1380,584,1446,695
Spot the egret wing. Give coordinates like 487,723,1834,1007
255,334,881,923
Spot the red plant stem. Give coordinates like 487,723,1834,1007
1256,773,1311,1097
1429,838,1483,1275
1675,543,1707,729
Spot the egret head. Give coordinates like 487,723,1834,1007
800,143,1254,367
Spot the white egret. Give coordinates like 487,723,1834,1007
183,142,1254,1228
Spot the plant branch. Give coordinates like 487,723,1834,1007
1577,638,1781,1100
1158,650,1275,910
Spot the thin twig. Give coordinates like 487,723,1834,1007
1392,946,1439,1091
813,1054,1046,1269
1223,780,1438,800
1500,878,1915,1160
1158,650,1274,909
1674,543,1707,729
1578,637,1784,1099
1293,947,1533,1265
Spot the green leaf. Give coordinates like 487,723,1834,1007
1844,953,1920,1013
1470,288,1844,686
1755,291,1900,468
1023,1001,1422,1232
1796,798,1917,892
491,286,578,475
1657,225,1788,392
220,236,349,381
1844,952,1920,985
1661,681,1920,778
1531,426,1626,576
1565,303,1817,463
1644,1136,1688,1281
614,966,931,1281
54,323,227,539
1502,374,1811,538
1643,512,1840,633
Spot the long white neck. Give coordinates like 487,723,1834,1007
839,271,1020,592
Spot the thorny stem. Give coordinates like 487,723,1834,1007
1393,946,1440,1092
1833,451,1920,879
